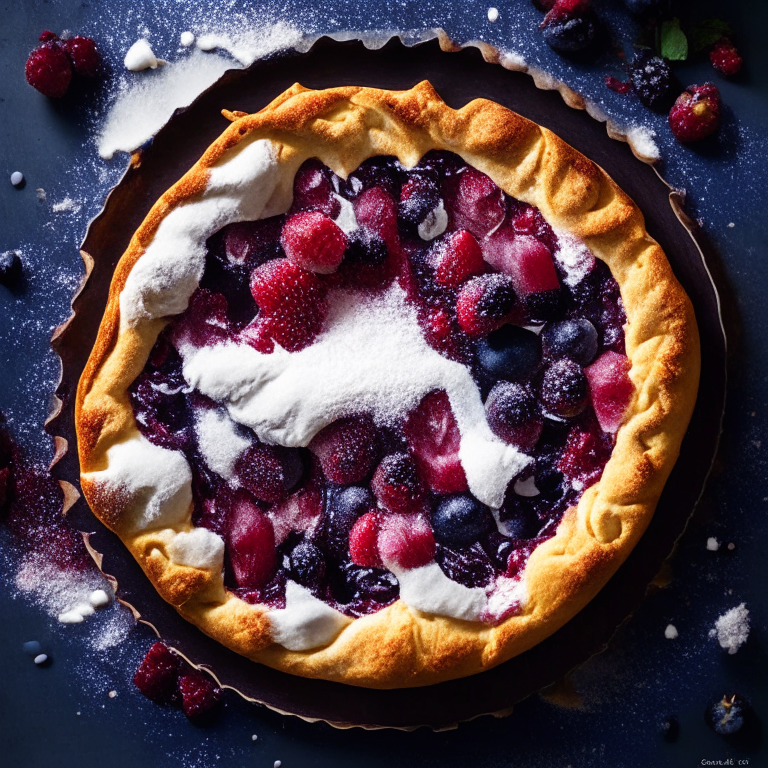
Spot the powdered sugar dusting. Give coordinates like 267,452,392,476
708,603,750,654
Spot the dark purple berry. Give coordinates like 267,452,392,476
431,494,495,549
476,276,517,320
541,11,597,54
436,542,496,588
540,359,589,418
704,694,751,736
542,318,598,365
628,52,675,110
399,171,440,229
133,642,181,705
485,382,543,451
477,324,542,382
345,227,388,265
288,538,326,588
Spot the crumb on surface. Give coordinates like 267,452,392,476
706,537,720,551
708,603,750,654
664,624,678,640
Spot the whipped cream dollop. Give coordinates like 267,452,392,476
180,284,531,509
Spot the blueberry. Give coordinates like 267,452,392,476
431,494,496,548
534,466,564,499
288,539,326,589
345,156,402,199
499,496,541,539
345,564,399,604
704,694,751,736
540,359,589,418
322,486,375,557
399,171,440,229
436,543,496,588
542,13,597,54
345,228,388,265
628,52,675,111
0,251,22,287
542,319,598,365
477,324,542,381
485,382,543,449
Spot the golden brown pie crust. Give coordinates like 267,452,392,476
76,82,700,688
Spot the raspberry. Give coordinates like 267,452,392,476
225,492,277,589
710,38,743,77
249,258,327,351
669,84,722,143
133,642,181,705
456,273,517,337
25,41,72,98
377,513,435,569
371,453,425,514
62,36,101,77
404,391,468,494
309,416,380,484
281,211,347,275
431,229,485,288
178,670,222,720
627,52,674,111
349,511,383,567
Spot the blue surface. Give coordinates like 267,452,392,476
1,1,766,766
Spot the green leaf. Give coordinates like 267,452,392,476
690,18,733,53
660,18,688,61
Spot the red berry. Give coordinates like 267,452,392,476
291,159,340,216
249,258,327,351
372,453,425,514
178,670,222,720
25,42,72,98
169,289,230,348
308,416,380,484
377,513,435,569
349,511,383,567
456,273,517,336
225,492,277,589
584,351,633,433
710,38,743,77
450,168,506,238
133,641,181,704
484,234,559,296
354,186,399,253
38,31,59,43
62,36,101,77
605,76,631,95
404,391,468,494
235,445,301,504
557,417,611,487
269,483,323,544
669,84,722,143
543,0,590,22
431,230,485,288
281,211,347,275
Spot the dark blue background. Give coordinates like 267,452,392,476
1,1,766,766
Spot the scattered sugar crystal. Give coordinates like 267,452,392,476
195,21,302,66
623,126,661,163
52,197,83,214
706,537,720,551
664,624,678,639
487,7,499,22
708,603,750,654
554,234,596,287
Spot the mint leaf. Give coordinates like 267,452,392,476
661,18,688,61
690,18,733,53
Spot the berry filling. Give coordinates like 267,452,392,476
128,152,631,623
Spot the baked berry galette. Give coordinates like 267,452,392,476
76,83,699,688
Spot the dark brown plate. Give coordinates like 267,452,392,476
47,36,726,730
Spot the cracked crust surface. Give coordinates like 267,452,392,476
76,82,700,688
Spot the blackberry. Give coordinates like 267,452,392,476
628,52,674,110
541,11,597,54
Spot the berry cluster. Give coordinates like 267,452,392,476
130,154,632,618
25,31,101,98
